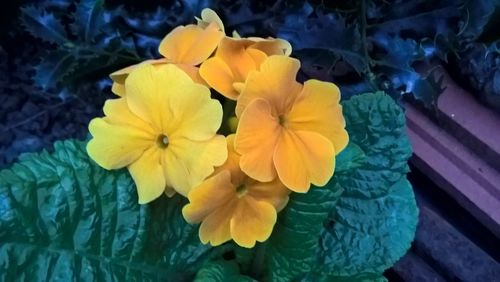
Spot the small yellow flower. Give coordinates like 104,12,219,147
183,135,290,248
87,63,227,203
199,36,292,100
234,55,349,193
110,8,224,96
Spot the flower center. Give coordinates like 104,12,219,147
235,184,247,198
278,115,286,126
157,134,169,149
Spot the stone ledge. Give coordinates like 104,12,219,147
436,71,500,170
405,102,500,238
412,207,500,281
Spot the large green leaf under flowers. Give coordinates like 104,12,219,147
0,140,215,281
194,260,254,282
317,92,418,277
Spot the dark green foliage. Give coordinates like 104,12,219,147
316,92,417,278
20,0,142,91
275,0,498,108
194,261,254,281
0,140,217,281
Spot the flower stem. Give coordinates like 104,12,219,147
250,242,268,279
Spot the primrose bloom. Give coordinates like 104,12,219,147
199,36,292,100
87,63,227,203
110,8,224,96
235,55,349,193
183,135,289,248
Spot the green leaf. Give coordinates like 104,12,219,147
316,92,418,277
265,177,344,281
299,272,388,282
0,140,217,281
335,142,366,173
73,0,105,42
34,50,77,89
20,6,68,44
194,261,254,282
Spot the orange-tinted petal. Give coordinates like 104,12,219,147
235,99,280,182
247,178,290,212
236,55,302,117
87,118,153,170
214,135,246,186
246,48,267,68
287,79,349,153
175,64,207,86
230,197,277,248
158,23,223,65
250,38,292,56
183,170,236,223
199,199,237,246
199,57,238,99
273,130,335,192
128,147,165,204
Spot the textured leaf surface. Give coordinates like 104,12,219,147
0,140,214,281
73,0,105,42
265,173,344,281
317,92,418,277
194,261,254,282
20,6,68,44
335,142,366,173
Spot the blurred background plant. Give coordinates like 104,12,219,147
0,0,499,167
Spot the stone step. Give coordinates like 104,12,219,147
436,72,500,170
412,207,500,281
405,101,500,238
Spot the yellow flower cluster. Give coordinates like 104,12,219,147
87,9,349,248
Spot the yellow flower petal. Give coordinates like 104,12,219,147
199,200,237,246
163,135,227,196
183,170,235,223
199,57,238,99
250,38,292,56
125,63,194,134
166,79,223,141
246,48,267,68
236,55,302,117
111,82,126,97
110,58,169,84
128,147,165,204
235,99,280,182
273,130,335,192
87,118,153,170
158,23,224,65
287,79,349,153
102,98,155,135
247,178,290,212
230,197,277,248
197,8,224,32
214,134,246,186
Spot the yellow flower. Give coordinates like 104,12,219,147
234,55,349,193
199,36,292,100
87,63,227,203
110,8,224,96
183,135,290,248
